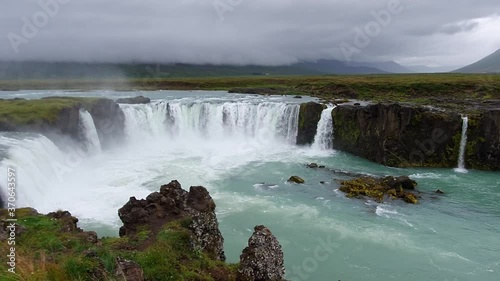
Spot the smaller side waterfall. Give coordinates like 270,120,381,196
455,115,469,173
79,110,102,153
312,106,336,150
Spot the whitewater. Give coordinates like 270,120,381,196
0,90,499,281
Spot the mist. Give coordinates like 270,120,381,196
1,0,500,67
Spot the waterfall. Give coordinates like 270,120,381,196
455,115,469,173
312,106,335,150
0,133,74,207
120,101,300,144
79,109,101,153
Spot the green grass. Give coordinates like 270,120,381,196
0,97,102,128
0,209,238,281
1,74,499,110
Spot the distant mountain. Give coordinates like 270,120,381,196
346,61,413,73
296,59,386,75
455,49,500,73
405,65,458,73
0,59,389,80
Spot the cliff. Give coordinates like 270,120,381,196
0,97,125,149
0,181,286,281
297,101,500,170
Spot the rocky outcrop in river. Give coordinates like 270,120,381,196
118,180,226,261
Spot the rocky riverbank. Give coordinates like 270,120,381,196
0,181,286,281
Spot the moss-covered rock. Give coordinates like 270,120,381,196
332,103,462,168
339,176,419,204
288,176,305,184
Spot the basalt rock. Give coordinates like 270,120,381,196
297,102,325,145
86,98,125,149
118,180,225,261
332,103,462,168
116,96,151,104
237,225,285,281
465,110,500,170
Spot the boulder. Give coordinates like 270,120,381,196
288,176,305,184
116,96,151,104
307,163,319,168
237,225,285,281
115,257,144,281
118,180,225,261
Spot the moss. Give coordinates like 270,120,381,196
339,176,419,204
332,110,361,143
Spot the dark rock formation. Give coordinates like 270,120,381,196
288,176,305,184
307,163,319,168
115,257,144,281
466,110,500,170
237,225,285,281
297,102,325,145
45,210,100,243
116,96,151,104
118,180,225,261
86,98,126,149
332,103,462,168
47,210,80,232
339,176,419,204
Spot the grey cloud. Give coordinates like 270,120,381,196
0,0,499,67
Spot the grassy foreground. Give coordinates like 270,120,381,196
0,209,237,281
1,74,500,103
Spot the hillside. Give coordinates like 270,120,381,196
455,49,500,73
0,60,387,80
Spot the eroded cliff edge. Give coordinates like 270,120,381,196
297,101,500,171
0,97,124,149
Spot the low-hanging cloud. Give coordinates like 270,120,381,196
1,0,499,67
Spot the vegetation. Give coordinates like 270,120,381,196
1,74,499,110
0,209,238,281
0,97,101,127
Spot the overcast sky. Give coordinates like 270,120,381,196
1,0,499,68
